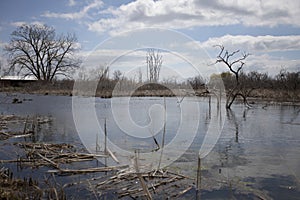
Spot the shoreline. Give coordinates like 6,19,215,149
1,79,299,104
1,89,300,107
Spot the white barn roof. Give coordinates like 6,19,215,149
0,75,37,80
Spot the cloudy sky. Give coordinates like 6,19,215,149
0,0,300,78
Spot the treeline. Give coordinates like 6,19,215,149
212,69,300,91
207,69,300,101
1,66,299,100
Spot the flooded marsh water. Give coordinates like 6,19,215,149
0,92,299,199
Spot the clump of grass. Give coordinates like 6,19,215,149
0,167,42,199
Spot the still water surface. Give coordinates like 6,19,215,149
0,93,299,199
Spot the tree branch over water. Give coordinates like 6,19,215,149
214,45,251,109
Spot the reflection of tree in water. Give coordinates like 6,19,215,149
215,109,249,180
216,138,247,170
211,129,249,199
225,108,250,143
280,106,300,125
226,109,239,143
31,115,54,142
290,107,300,123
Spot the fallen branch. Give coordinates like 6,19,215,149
134,151,152,200
118,176,178,197
11,133,32,138
47,165,128,175
173,186,193,198
107,148,119,164
36,152,59,169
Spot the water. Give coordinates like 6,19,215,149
0,92,300,199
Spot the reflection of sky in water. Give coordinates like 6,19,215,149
207,104,300,183
1,93,300,195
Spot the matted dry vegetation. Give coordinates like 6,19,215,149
0,114,199,199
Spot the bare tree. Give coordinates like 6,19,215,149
146,49,162,83
113,70,122,81
5,24,81,81
138,67,143,83
0,60,2,77
95,65,111,91
97,65,109,82
188,75,206,89
77,66,89,81
215,45,250,109
275,68,300,99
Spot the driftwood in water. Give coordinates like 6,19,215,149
106,148,119,164
0,115,53,141
0,142,108,168
134,151,152,200
47,165,128,175
0,131,33,140
94,166,194,199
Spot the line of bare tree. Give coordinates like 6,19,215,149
190,70,300,92
2,24,299,104
2,59,298,101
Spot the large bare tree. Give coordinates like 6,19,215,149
0,60,2,77
5,24,81,81
146,49,162,83
215,45,250,109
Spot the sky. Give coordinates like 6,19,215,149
0,0,300,79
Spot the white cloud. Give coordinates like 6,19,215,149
43,0,103,20
10,21,26,27
208,53,300,76
11,21,45,27
245,54,300,76
68,0,76,7
31,21,45,27
86,0,300,35
183,34,300,75
198,35,300,53
77,31,300,78
0,41,6,49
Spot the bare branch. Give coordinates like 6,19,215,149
146,48,163,83
213,45,250,109
4,24,81,81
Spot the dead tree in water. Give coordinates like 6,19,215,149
215,45,250,109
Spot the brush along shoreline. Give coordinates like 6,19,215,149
1,87,300,107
